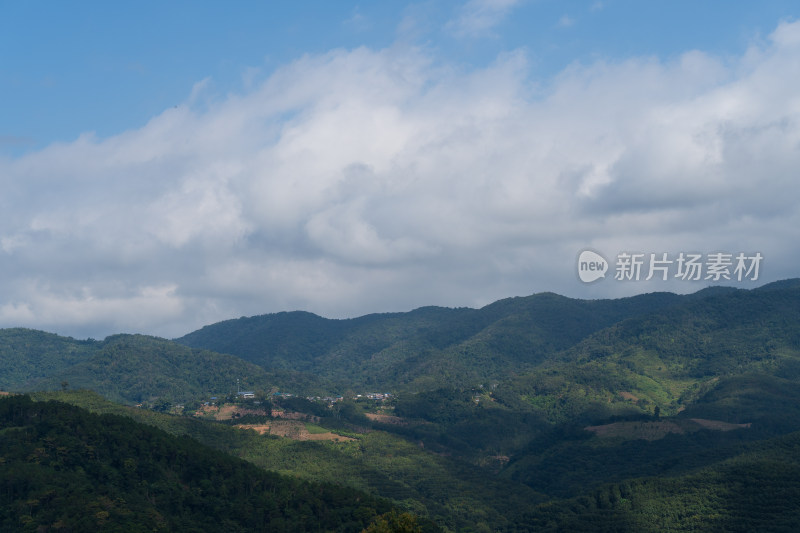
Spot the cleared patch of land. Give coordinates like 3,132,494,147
236,420,355,442
271,409,320,422
195,403,269,420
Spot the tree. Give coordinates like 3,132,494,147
362,511,423,533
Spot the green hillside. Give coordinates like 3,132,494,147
0,332,330,405
27,334,280,405
519,429,800,531
0,394,398,532
34,390,543,532
175,291,687,392
494,284,800,424
0,328,95,390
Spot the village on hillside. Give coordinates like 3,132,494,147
176,387,397,444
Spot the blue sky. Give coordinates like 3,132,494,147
5,1,796,153
1,1,799,338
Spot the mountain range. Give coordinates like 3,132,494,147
1,279,799,530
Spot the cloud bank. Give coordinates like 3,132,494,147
2,21,799,338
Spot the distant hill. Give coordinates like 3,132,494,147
2,280,798,405
30,334,280,404
754,277,800,291
0,332,322,405
175,291,689,392
177,283,798,393
0,328,95,390
494,283,800,421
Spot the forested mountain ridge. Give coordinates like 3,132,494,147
0,328,96,391
34,334,279,405
175,290,694,391
175,283,796,392
386,282,800,471
2,280,797,404
489,282,800,423
0,333,321,405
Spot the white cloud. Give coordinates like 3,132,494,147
446,0,523,38
1,21,799,338
0,282,183,338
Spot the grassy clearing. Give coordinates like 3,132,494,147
305,422,330,434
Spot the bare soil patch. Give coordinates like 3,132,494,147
236,424,271,435
271,410,320,422
208,404,269,420
195,404,269,420
236,420,355,442
618,391,639,402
